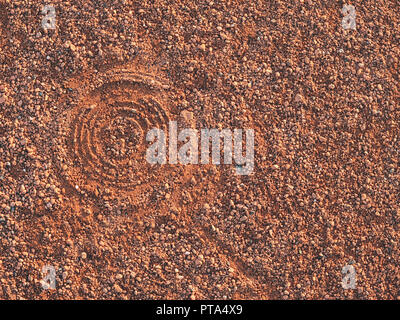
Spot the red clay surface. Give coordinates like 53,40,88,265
0,0,399,299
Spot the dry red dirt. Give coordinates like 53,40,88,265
0,0,399,299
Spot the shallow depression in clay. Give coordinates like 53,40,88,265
53,69,185,202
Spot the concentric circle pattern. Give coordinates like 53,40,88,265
55,69,182,202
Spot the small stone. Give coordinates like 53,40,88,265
69,43,77,52
181,110,193,122
113,284,123,293
361,193,367,201
294,93,304,104
195,259,202,267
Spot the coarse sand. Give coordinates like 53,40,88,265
0,0,399,299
